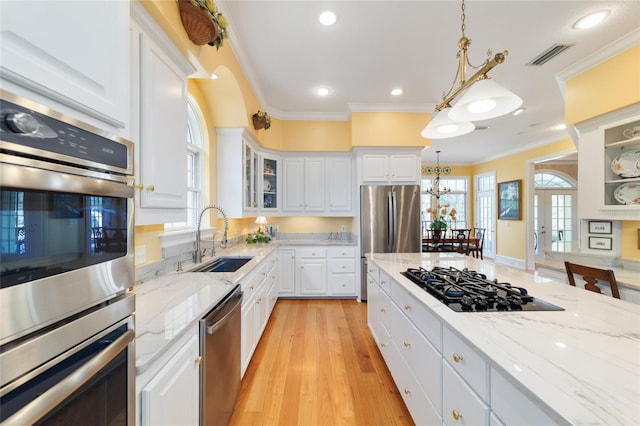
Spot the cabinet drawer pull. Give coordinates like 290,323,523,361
403,388,411,395
403,341,411,348
452,410,463,421
195,356,203,366
404,304,411,311
452,353,463,363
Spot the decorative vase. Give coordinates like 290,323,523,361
432,229,443,243
178,0,218,46
252,115,266,130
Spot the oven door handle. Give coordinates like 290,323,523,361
3,329,134,426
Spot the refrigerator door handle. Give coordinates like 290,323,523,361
387,191,394,252
389,191,397,251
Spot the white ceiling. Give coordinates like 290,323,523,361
218,1,640,165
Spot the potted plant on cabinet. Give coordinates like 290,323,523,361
178,0,228,49
252,111,271,130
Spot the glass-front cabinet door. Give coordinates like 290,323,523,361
261,155,279,211
244,143,258,211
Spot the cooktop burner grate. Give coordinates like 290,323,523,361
401,266,564,312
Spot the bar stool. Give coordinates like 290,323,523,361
564,261,621,299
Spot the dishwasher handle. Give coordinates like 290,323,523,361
205,290,243,335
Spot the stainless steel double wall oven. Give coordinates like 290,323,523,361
0,91,136,425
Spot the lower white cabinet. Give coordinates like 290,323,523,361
241,251,278,376
443,361,489,426
139,333,199,426
298,247,327,295
367,258,559,426
279,246,358,297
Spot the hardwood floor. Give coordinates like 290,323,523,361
229,299,414,426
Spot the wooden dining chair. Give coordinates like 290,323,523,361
440,229,471,254
564,261,621,299
469,228,485,259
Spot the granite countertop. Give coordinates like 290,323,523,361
134,239,355,374
369,252,640,425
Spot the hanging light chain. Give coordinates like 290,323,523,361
460,0,466,38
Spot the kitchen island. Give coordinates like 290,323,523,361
368,252,639,425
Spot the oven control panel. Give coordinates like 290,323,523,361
0,95,132,174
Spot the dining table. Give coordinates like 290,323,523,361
421,236,479,254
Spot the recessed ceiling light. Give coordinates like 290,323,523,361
573,9,610,30
512,108,525,116
210,73,219,80
391,88,403,96
319,11,337,26
315,87,330,96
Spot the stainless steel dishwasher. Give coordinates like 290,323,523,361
200,284,243,426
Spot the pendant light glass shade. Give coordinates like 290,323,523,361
448,79,523,121
421,109,475,139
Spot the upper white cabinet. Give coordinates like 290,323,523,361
217,129,280,217
131,5,195,225
358,149,422,184
326,156,353,213
0,0,130,131
577,105,640,220
282,154,354,216
282,157,325,213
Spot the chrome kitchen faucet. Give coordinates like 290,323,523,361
196,205,229,263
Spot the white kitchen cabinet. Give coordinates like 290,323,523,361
217,128,280,217
240,251,277,376
297,247,327,295
282,157,325,213
131,6,195,225
327,246,357,296
326,156,354,214
359,151,421,184
0,0,130,131
576,105,640,220
140,333,199,426
443,361,489,426
278,248,296,295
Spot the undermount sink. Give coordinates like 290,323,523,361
197,256,253,273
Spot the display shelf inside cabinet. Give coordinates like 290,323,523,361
604,119,640,208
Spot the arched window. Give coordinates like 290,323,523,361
534,171,576,189
166,96,204,229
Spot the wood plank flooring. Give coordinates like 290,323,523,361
229,299,414,426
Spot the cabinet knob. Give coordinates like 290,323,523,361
195,356,203,366
379,308,385,313
380,280,386,285
452,353,463,363
342,266,346,269
404,304,411,311
256,298,261,304
403,341,411,348
403,388,411,395
134,183,144,190
452,410,463,421
380,343,386,348
148,185,155,192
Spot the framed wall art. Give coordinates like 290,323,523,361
588,220,612,234
588,236,612,250
498,180,521,220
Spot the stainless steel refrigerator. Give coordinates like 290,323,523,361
360,185,421,300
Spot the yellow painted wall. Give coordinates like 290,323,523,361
280,120,351,152
622,221,640,259
351,112,431,148
565,45,640,125
472,138,576,261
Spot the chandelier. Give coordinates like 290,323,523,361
426,151,451,199
421,0,522,139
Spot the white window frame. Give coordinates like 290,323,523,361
421,176,470,231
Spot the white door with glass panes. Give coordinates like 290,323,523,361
533,172,577,256
474,172,496,259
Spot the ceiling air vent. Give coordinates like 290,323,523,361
526,44,574,66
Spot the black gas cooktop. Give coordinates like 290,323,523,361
402,266,564,312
